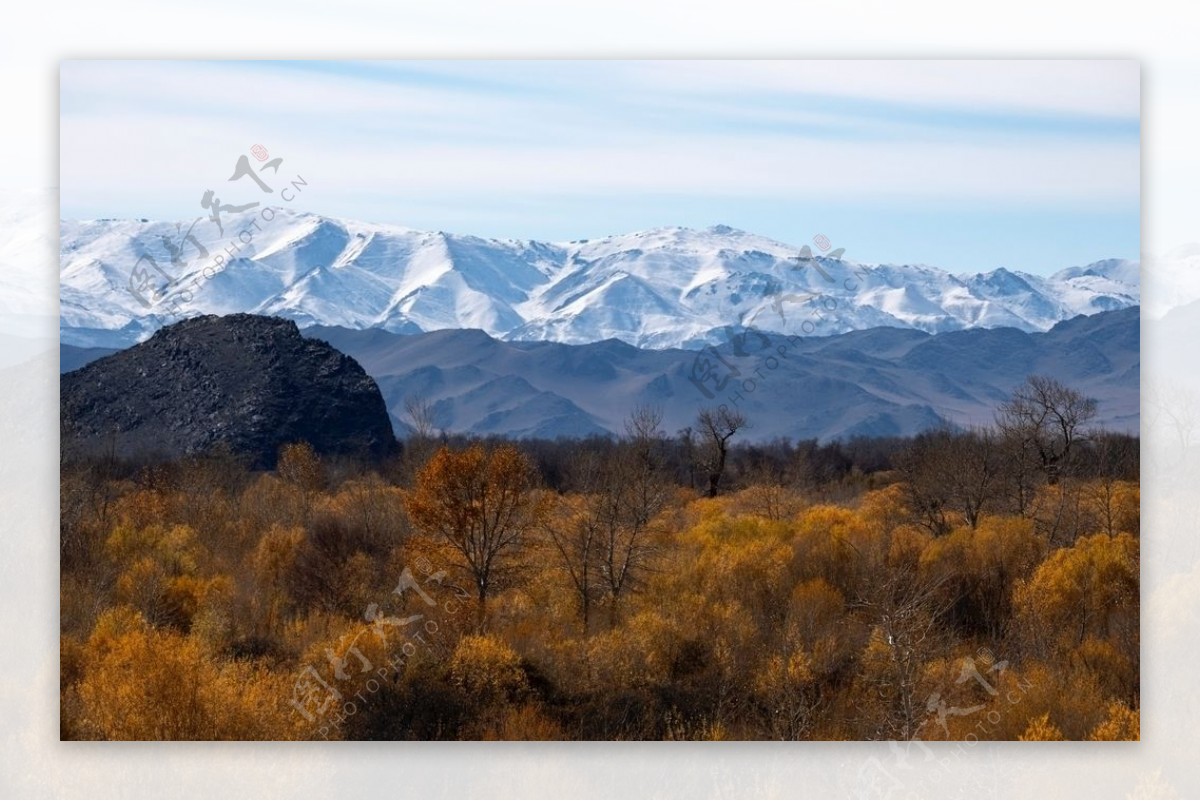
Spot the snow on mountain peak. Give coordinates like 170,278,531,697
57,212,1140,350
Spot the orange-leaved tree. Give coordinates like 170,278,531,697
405,444,545,629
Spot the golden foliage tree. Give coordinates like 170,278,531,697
405,444,545,629
250,524,305,636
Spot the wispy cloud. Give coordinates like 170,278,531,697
59,59,1139,273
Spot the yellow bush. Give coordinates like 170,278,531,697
110,489,170,531
1087,700,1139,740
786,579,851,676
858,484,911,533
687,515,793,618
449,634,528,703
78,611,306,740
728,484,805,521
584,609,682,691
1018,713,1065,741
482,704,565,740
919,515,1046,637
1013,532,1138,661
106,522,203,576
792,505,871,594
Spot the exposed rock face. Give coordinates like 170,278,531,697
61,314,396,467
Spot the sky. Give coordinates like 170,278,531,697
59,60,1140,275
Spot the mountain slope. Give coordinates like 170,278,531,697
60,211,1139,349
300,306,1139,442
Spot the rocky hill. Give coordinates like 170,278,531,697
61,314,396,466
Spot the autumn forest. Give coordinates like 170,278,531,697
60,376,1139,741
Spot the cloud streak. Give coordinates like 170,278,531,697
59,59,1139,273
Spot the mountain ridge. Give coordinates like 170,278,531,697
61,308,1139,443
60,210,1139,350
306,307,1139,442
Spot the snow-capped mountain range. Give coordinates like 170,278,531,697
60,210,1139,349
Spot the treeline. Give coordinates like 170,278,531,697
59,376,1139,741
516,427,1136,498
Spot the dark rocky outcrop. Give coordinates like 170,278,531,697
61,314,396,467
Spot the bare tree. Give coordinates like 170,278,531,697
623,403,667,526
696,406,749,498
597,407,671,626
996,425,1041,516
676,426,698,491
996,375,1097,485
896,428,1002,534
855,572,956,741
1080,433,1139,538
543,407,671,629
952,428,1002,529
542,452,605,631
625,403,664,444
404,395,439,439
839,530,958,741
399,395,441,483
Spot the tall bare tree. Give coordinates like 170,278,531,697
545,406,670,629
623,404,667,528
599,407,670,625
996,375,1097,485
403,395,439,440
542,452,605,631
696,406,749,498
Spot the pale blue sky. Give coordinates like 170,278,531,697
60,60,1139,275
